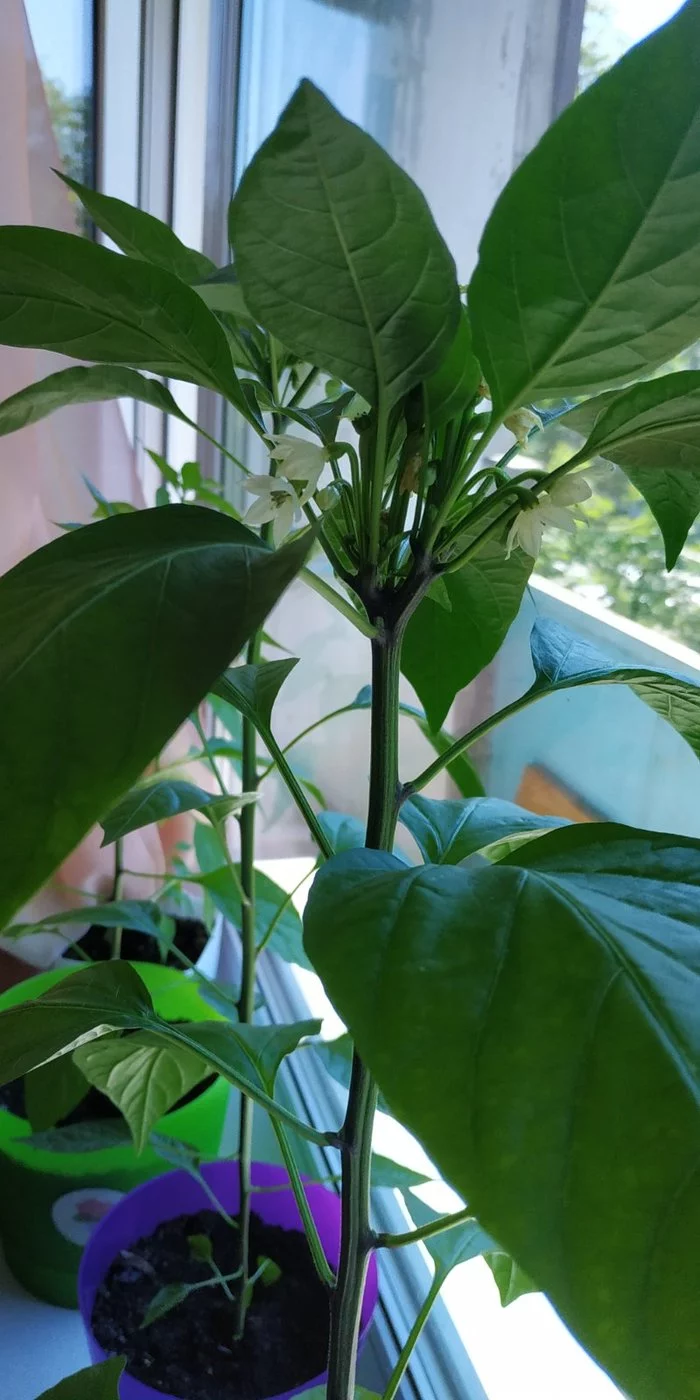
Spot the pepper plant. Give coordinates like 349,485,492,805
3,6,700,1399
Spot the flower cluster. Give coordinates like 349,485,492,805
506,474,592,559
244,434,328,544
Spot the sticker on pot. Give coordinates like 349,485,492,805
51,1188,124,1246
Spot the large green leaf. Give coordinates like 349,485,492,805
4,899,171,945
563,372,700,567
470,1,700,415
59,172,214,282
0,962,154,1083
24,1053,88,1132
212,659,298,734
529,616,700,760
304,828,700,1400
0,960,319,1128
166,1017,320,1094
0,365,194,439
317,811,366,854
0,507,309,926
402,534,532,731
425,308,481,430
73,1032,213,1152
36,1358,125,1400
484,1250,538,1307
101,779,256,845
0,227,236,395
231,80,460,406
399,795,565,865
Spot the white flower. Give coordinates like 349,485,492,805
506,474,592,559
265,433,326,489
244,476,306,545
504,407,542,446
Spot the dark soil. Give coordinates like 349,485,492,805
0,1023,215,1128
66,916,209,967
92,1207,330,1400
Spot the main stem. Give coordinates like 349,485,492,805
234,633,261,1340
326,625,403,1400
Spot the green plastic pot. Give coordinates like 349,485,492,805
0,961,229,1307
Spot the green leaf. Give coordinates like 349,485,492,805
399,795,566,865
299,1390,379,1400
231,80,460,406
3,899,169,943
73,1032,213,1153
212,659,298,736
402,532,532,731
24,1053,88,1132
0,365,194,439
142,1282,192,1329
0,507,310,925
194,264,253,318
311,1032,390,1115
425,308,481,430
101,779,256,844
168,1018,320,1095
0,227,237,395
0,962,154,1086
317,811,366,854
181,460,201,492
0,960,319,1130
370,1154,432,1192
305,830,700,1400
188,1233,214,1263
405,1196,495,1275
530,616,700,761
257,1253,282,1286
301,390,357,444
195,863,310,969
35,1357,126,1400
58,172,215,282
470,1,700,415
24,1120,133,1153
484,1250,538,1307
563,372,700,567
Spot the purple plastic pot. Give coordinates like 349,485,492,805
78,1160,379,1400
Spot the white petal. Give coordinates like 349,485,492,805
505,518,521,558
539,503,578,533
272,499,297,546
296,462,324,503
517,510,545,557
244,475,280,499
244,498,275,527
548,474,592,506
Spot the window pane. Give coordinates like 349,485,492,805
24,0,94,192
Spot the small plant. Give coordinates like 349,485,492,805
6,6,700,1398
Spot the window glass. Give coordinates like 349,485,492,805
532,0,693,652
24,0,94,193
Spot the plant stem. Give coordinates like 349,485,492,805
110,837,124,960
234,636,261,1341
382,1272,444,1400
301,566,377,639
404,685,538,796
375,1204,474,1251
326,628,403,1400
269,1114,335,1288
